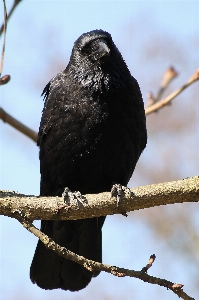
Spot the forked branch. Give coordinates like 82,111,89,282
145,68,199,115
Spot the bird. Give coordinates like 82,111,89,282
30,29,147,291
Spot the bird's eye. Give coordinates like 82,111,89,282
91,41,100,52
81,41,99,56
81,38,111,59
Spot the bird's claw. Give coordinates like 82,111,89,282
111,184,132,208
62,187,87,208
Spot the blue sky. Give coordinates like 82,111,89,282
0,1,199,299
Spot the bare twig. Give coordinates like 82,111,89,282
0,0,32,140
15,213,194,300
0,74,10,85
0,176,198,221
0,0,8,77
145,69,199,115
146,91,155,107
0,0,22,36
146,67,178,108
141,254,156,272
0,107,38,142
155,66,178,102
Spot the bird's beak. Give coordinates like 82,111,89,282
98,41,110,58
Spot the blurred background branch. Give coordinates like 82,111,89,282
0,0,7,78
145,68,199,115
0,107,37,142
0,0,22,36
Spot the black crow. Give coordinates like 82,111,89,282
30,29,147,291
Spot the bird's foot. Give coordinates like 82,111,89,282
111,184,132,205
62,187,87,208
111,184,132,216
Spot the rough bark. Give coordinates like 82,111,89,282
1,176,198,221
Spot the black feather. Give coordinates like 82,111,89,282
30,29,147,291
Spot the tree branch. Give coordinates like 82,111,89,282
1,176,198,221
0,0,22,37
0,1,22,84
0,107,38,142
145,66,178,107
145,68,199,115
0,0,7,78
14,212,195,300
155,66,178,102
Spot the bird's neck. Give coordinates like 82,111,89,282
69,63,126,94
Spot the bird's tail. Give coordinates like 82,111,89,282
30,217,105,291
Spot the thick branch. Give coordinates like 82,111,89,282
1,176,198,221
15,213,194,300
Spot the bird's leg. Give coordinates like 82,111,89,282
62,187,87,208
111,184,132,216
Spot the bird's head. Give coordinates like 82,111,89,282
67,30,129,91
69,29,121,69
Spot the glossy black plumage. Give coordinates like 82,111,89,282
30,29,147,291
